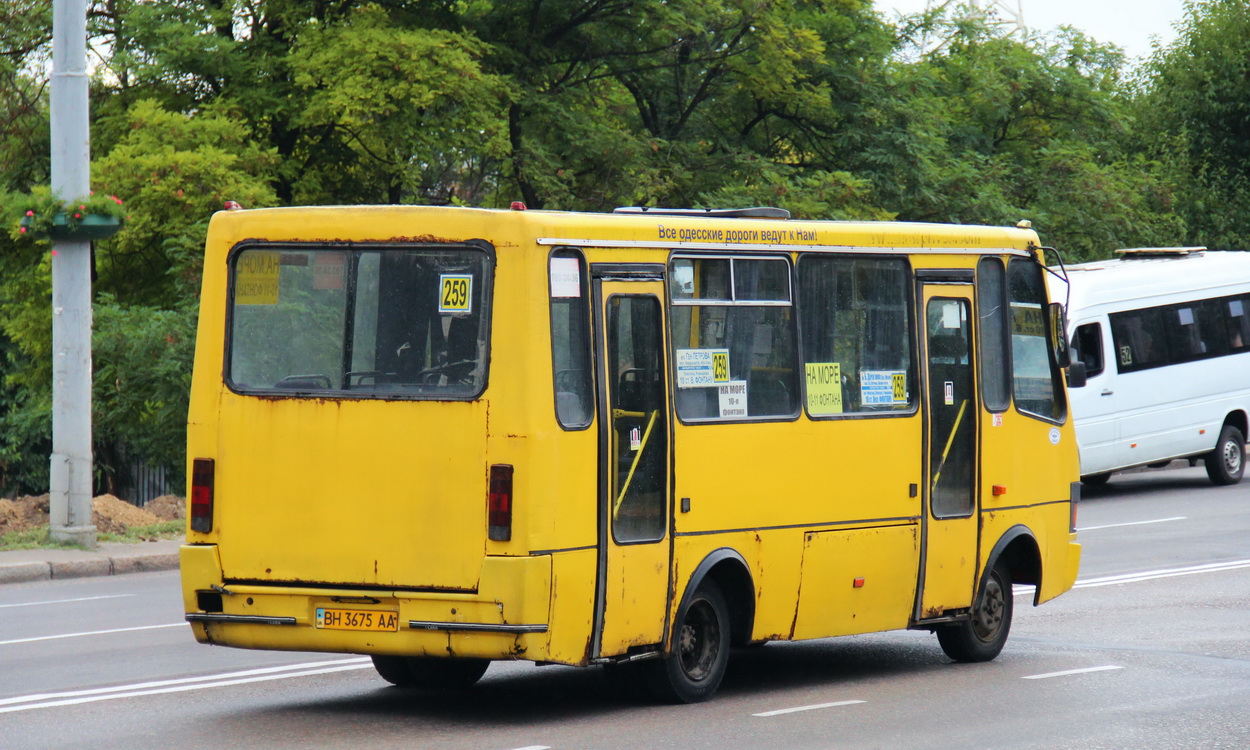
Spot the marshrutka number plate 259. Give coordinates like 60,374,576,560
315,608,399,632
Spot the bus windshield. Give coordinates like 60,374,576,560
227,244,492,398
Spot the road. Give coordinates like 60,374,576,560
3,464,1248,749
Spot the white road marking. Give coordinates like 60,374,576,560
0,622,187,646
753,700,866,717
1022,665,1123,680
510,746,552,750
0,658,373,713
0,594,136,609
1075,559,1250,588
1078,517,1186,531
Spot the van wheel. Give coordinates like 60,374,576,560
646,579,730,703
936,559,1013,663
1205,425,1245,486
371,655,490,689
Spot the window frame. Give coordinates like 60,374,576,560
1007,257,1066,424
795,253,919,421
548,247,595,430
223,239,496,402
976,256,1012,413
667,252,800,424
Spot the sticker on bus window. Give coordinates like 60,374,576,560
805,362,842,416
313,253,346,290
1011,304,1045,337
439,274,473,314
549,257,581,298
675,348,729,388
718,381,748,419
235,251,280,305
944,381,954,405
860,370,908,406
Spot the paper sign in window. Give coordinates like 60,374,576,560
805,362,843,415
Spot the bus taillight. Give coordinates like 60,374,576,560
488,464,514,541
191,458,215,533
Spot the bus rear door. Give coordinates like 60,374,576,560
591,269,672,658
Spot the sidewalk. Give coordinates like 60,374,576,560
0,537,182,585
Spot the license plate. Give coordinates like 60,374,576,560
315,608,399,632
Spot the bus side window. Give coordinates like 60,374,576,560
670,257,798,421
1071,323,1104,378
977,257,1011,411
550,252,594,429
1008,259,1064,421
799,255,915,417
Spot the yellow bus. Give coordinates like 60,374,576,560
181,204,1082,702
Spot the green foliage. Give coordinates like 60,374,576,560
0,99,275,496
1135,0,1250,249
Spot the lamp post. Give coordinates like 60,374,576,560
48,0,96,547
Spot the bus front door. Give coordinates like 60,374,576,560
918,286,980,618
591,276,672,659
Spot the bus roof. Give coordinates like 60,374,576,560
207,204,1042,257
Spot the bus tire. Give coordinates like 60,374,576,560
936,558,1013,663
1205,425,1245,486
371,655,490,690
646,579,730,703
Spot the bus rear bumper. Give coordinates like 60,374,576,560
179,544,555,662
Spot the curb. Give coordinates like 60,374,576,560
0,550,180,586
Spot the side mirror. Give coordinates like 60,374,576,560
1066,360,1088,389
1048,302,1071,368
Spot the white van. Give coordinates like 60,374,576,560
1049,248,1250,486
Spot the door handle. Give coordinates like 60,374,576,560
1100,389,1114,396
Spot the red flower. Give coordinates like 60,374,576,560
25,210,33,216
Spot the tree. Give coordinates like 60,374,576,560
1136,0,1250,249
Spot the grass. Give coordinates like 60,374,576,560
0,520,184,552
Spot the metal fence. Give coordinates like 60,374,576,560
121,462,173,507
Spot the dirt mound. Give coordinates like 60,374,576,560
0,493,184,536
92,494,161,535
0,494,50,536
143,494,185,521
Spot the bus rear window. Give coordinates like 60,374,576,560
228,245,492,399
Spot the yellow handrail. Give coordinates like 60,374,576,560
930,399,968,493
615,409,659,515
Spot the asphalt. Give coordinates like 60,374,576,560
0,537,182,586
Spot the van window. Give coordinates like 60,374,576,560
670,256,798,420
1072,323,1104,378
1008,259,1062,420
1228,296,1250,352
550,251,593,428
228,245,492,398
798,256,914,416
1110,307,1170,372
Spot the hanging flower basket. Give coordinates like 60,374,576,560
8,189,127,242
21,212,124,241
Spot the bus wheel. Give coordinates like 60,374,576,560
1205,425,1245,486
371,655,490,690
646,580,730,703
936,559,1013,663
